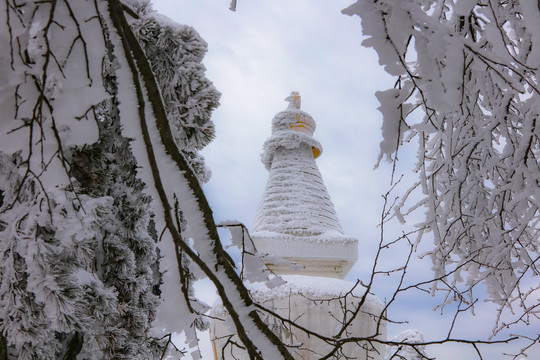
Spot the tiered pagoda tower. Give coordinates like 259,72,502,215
211,92,385,360
251,91,358,279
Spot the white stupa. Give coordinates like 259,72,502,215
251,91,358,278
211,92,386,360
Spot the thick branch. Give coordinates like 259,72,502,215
0,333,7,360
106,1,293,358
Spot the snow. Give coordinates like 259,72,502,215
211,275,383,311
130,10,220,155
27,16,47,61
385,329,428,360
249,93,359,279
0,0,105,190
521,1,540,65
212,274,386,360
454,0,476,16
375,88,404,163
246,274,381,305
344,1,540,323
109,11,288,355
261,131,322,169
106,11,193,340
253,93,346,237
251,230,357,245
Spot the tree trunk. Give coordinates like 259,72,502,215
62,333,83,360
0,333,7,360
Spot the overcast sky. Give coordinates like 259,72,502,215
152,0,395,276
149,1,531,359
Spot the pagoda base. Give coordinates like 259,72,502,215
251,231,358,279
210,275,386,360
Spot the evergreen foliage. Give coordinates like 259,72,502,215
0,0,220,358
0,151,121,359
70,105,163,359
0,74,163,360
131,6,221,182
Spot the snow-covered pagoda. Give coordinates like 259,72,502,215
251,91,358,279
211,92,385,360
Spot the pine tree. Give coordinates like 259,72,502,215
130,2,220,182
0,0,219,358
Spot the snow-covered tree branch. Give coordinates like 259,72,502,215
344,0,539,357
0,0,291,358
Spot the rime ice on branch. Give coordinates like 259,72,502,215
343,1,539,357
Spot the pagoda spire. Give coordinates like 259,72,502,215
251,92,358,279
285,91,301,108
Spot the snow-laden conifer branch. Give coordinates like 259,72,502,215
129,8,220,183
0,0,167,357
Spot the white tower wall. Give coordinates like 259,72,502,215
212,275,386,360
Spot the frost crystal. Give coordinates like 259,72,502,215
131,11,221,182
344,0,540,310
254,92,341,236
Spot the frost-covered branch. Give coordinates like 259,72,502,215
106,1,293,358
344,1,539,355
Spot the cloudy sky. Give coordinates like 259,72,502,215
149,1,531,359
151,0,396,277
